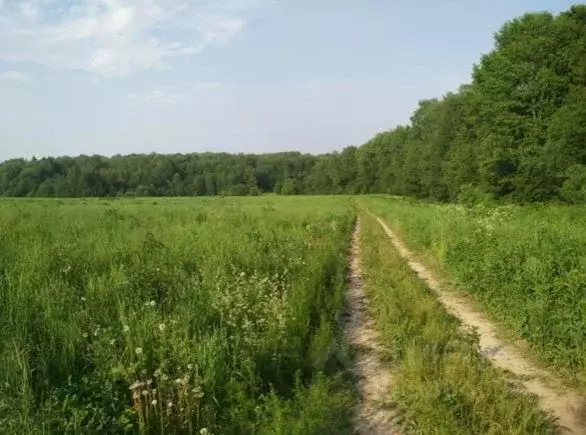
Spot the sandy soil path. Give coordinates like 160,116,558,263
372,213,585,434
343,218,402,434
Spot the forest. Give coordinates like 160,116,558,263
1,5,585,202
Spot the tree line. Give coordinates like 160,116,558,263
1,5,585,202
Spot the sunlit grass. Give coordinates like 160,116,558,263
0,196,355,434
359,213,556,434
361,196,586,385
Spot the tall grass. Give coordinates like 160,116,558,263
359,213,556,434
0,196,355,433
362,196,586,385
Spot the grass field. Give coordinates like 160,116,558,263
1,195,584,433
362,196,586,385
0,197,355,433
358,213,555,433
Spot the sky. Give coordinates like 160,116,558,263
0,0,578,162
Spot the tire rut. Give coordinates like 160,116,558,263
372,213,586,434
343,218,402,434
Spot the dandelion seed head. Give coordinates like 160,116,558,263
129,381,144,390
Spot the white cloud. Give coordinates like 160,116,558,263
0,70,32,82
0,0,266,77
128,89,185,104
129,81,222,104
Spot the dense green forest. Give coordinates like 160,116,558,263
1,5,585,202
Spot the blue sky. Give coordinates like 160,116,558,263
0,0,577,161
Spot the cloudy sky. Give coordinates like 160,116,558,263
0,0,577,161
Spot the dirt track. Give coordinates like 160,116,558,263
343,218,402,434
372,213,585,434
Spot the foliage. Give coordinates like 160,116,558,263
1,7,586,202
363,196,586,383
359,213,555,433
0,197,355,433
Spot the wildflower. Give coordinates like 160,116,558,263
129,381,145,390
82,332,88,338
200,428,209,435
149,300,156,307
239,272,245,277
81,296,86,302
162,374,169,381
123,325,130,333
151,399,158,406
167,401,173,408
187,364,193,370
142,390,149,396
158,323,166,332
110,339,116,345
135,347,143,355
174,378,182,385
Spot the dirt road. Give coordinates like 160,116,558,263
343,218,402,434
372,213,585,434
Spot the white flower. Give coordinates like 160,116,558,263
135,347,143,355
151,399,158,406
110,339,116,345
123,325,130,333
239,272,245,277
167,401,173,408
162,374,169,381
200,428,209,435
158,323,166,332
187,364,193,370
129,381,144,390
149,300,156,307
80,296,86,302
82,332,88,338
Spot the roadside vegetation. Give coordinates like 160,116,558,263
362,196,586,386
359,212,556,434
0,197,355,434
